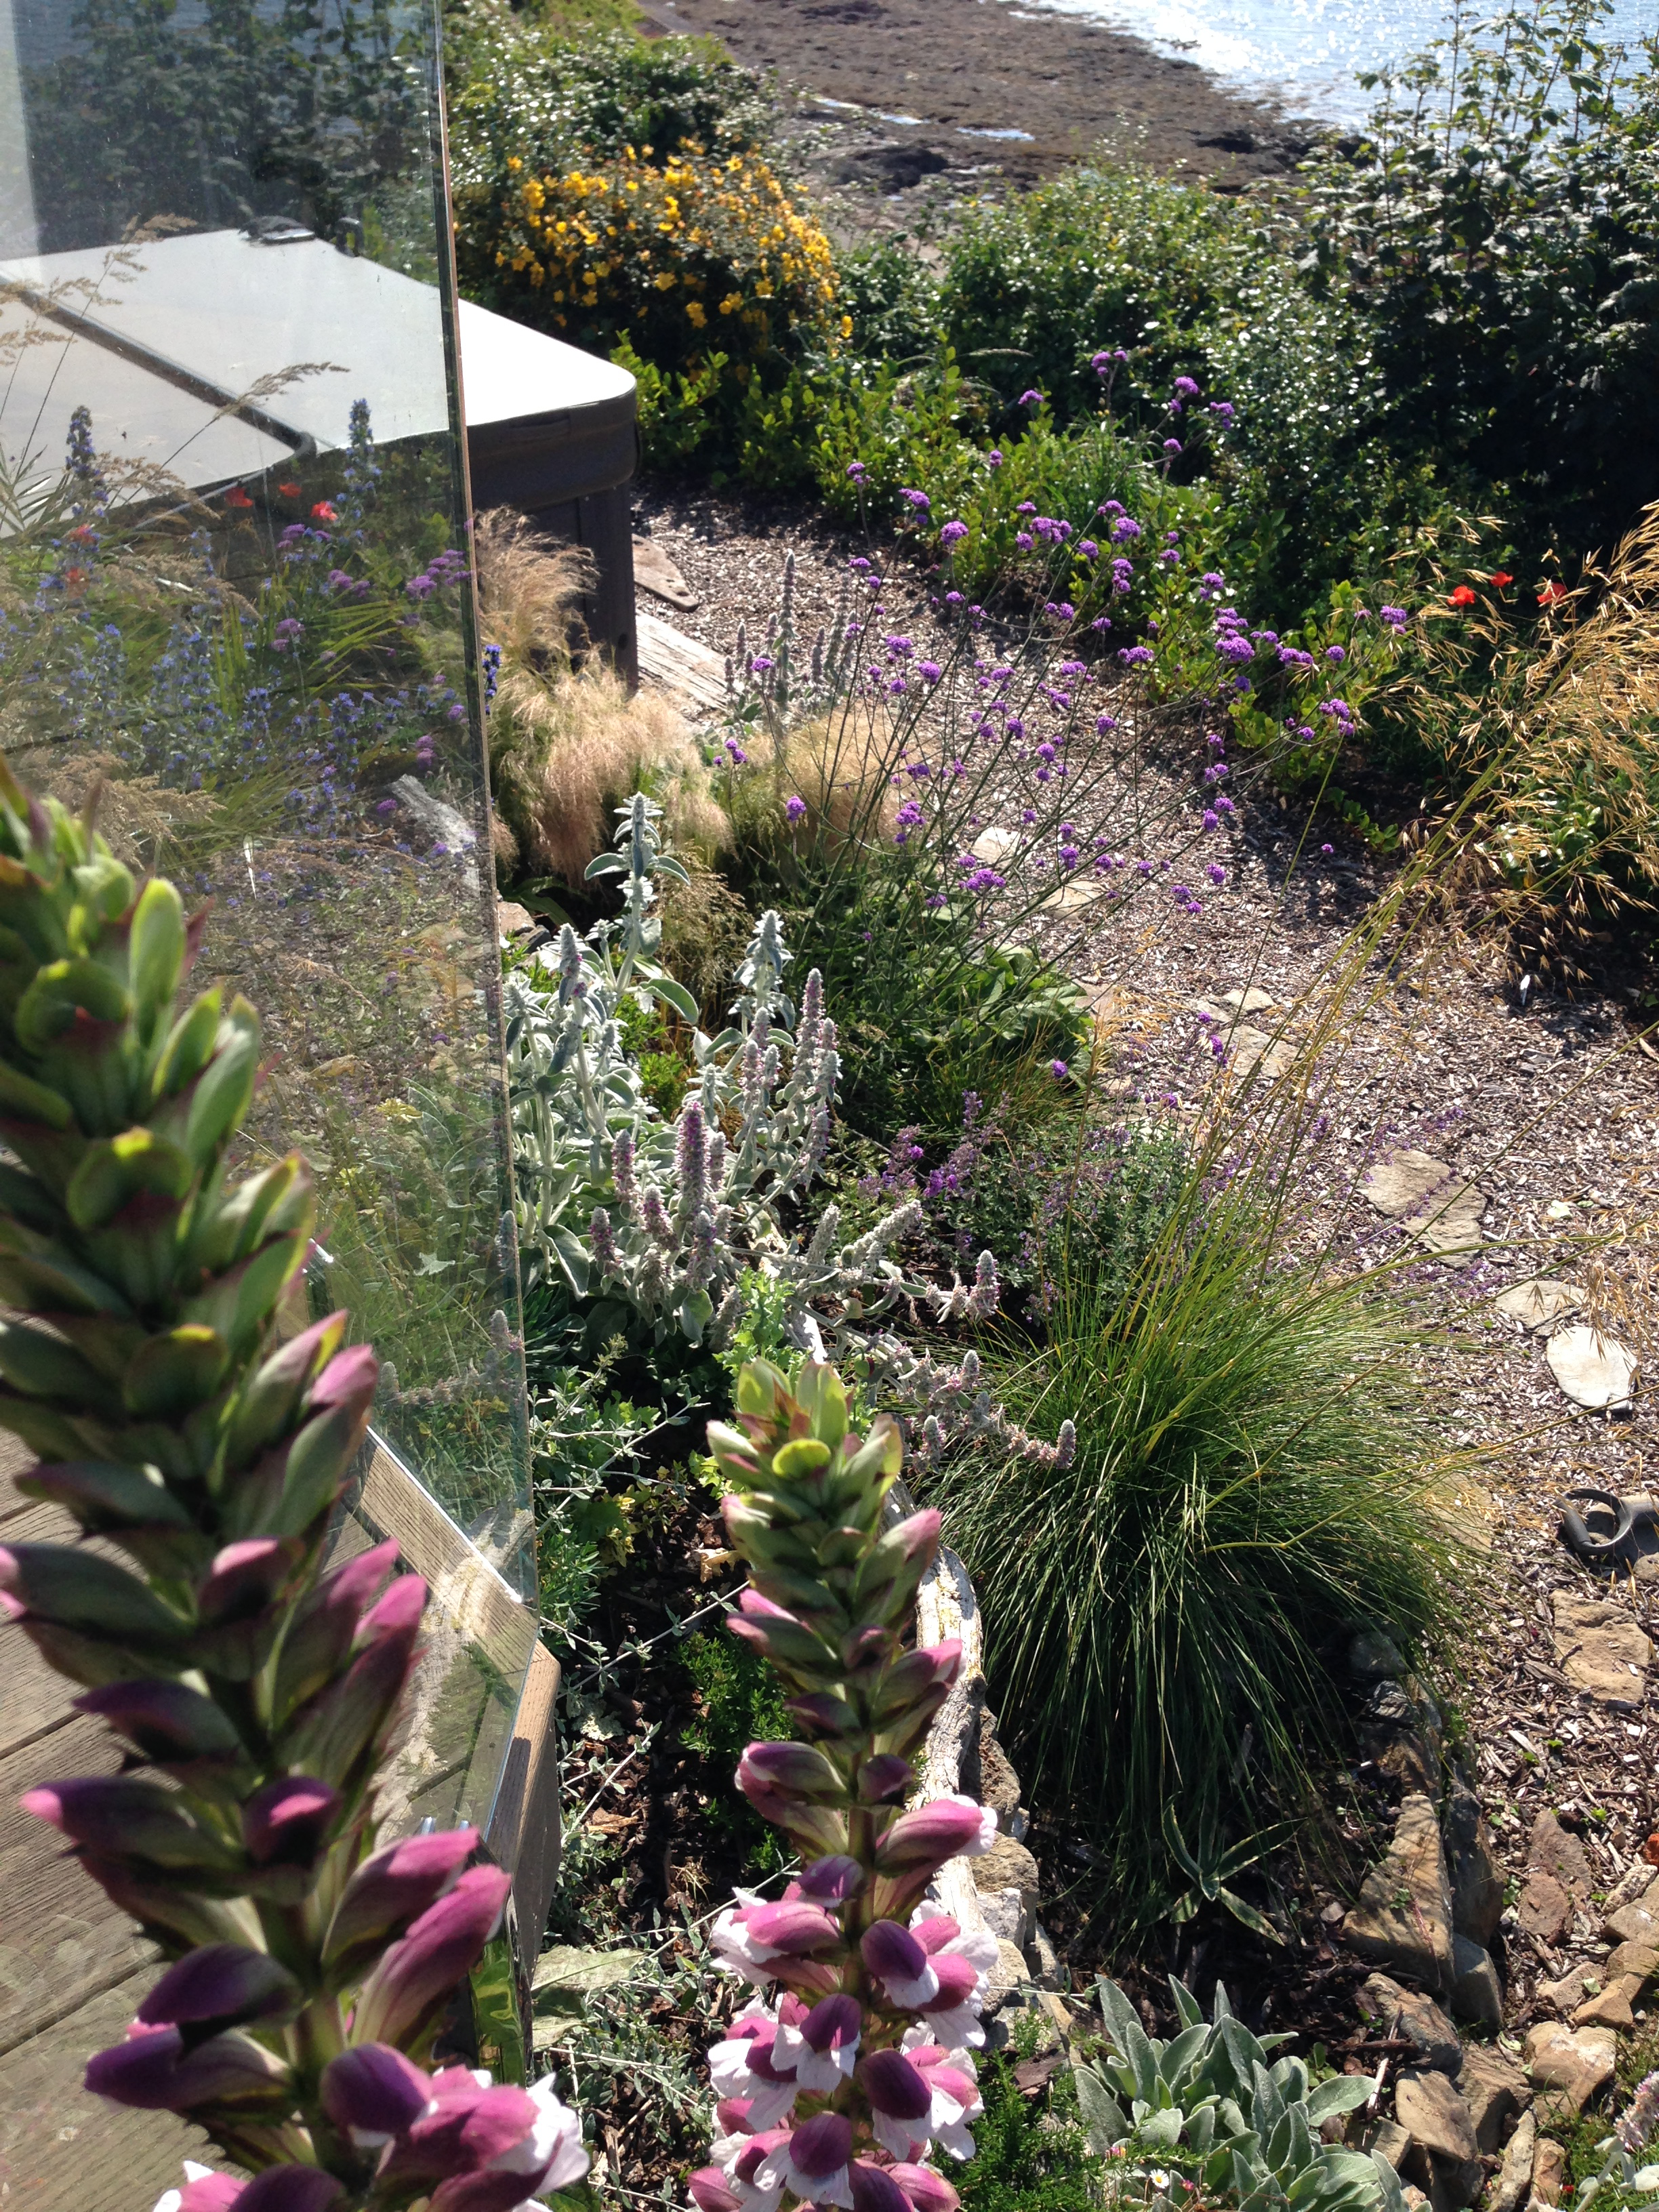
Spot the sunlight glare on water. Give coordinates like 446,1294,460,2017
1027,0,1659,123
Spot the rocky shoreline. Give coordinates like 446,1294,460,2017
634,0,1325,196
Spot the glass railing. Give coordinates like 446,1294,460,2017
0,0,535,1839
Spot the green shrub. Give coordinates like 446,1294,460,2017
1302,0,1659,571
677,1629,791,1873
937,163,1253,432
958,2053,1104,2212
922,1144,1463,1922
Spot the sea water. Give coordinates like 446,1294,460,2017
1029,0,1659,125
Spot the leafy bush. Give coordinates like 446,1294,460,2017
922,1139,1461,1919
677,1629,790,1872
957,2054,1105,2212
476,142,839,382
935,164,1252,432
1302,0,1659,569
1075,1978,1399,2212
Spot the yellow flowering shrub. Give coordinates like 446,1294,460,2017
486,142,840,377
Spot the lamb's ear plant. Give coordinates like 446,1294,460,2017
689,1354,999,2212
0,765,588,2212
1074,1977,1401,2212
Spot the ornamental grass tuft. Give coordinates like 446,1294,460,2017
922,1145,1467,1923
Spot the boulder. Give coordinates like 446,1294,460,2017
1522,2023,1617,2115
1360,1973,1462,2072
974,1724,1023,1822
1492,2109,1536,2212
1346,1795,1457,1992
978,1886,1032,1948
1530,2137,1568,2209
1603,1936,1659,1984
1458,2041,1530,2153
1450,1936,1504,2030
1395,2070,1483,2209
1350,1628,1408,1681
1445,1785,1505,1948
1552,1592,1651,1708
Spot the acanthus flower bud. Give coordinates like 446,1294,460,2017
860,1921,939,2008
319,2042,432,2147
875,1795,996,1872
323,1825,476,1978
85,2024,291,2112
350,1864,512,2046
889,2163,961,2212
774,1992,861,2091
243,1775,341,1867
136,1944,300,2036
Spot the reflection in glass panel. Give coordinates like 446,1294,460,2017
0,0,535,1836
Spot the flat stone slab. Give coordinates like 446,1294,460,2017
632,535,699,612
1552,1592,1651,1708
1039,877,1105,914
1522,2022,1617,2114
1359,1974,1461,2071
1220,985,1282,1015
1343,1791,1456,1992
1449,1935,1502,2029
1494,1279,1584,1332
1361,1150,1483,1265
1519,1869,1574,1945
1528,1809,1593,1900
1491,2109,1536,2212
970,827,1018,865
1547,1325,1638,1412
1190,997,1294,1079
1458,2042,1530,2153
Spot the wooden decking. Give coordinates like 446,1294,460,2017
0,1438,561,2212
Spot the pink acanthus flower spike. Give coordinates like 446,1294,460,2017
860,2047,935,2160
708,2005,804,2129
758,2112,856,2209
888,2163,961,2212
903,2047,983,2160
861,1920,941,2009
773,1991,862,2090
875,1794,998,1871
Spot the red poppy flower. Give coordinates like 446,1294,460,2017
225,487,254,510
67,523,96,544
1489,570,1513,586
1448,585,1477,608
1538,581,1568,608
311,501,337,523
278,480,302,497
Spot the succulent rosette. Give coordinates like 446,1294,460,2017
0,768,590,2207
691,1358,997,2212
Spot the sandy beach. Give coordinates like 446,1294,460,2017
634,0,1323,190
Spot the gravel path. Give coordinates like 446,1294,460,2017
632,477,1659,2039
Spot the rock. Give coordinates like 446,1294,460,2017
632,535,699,612
1396,2070,1483,2207
1345,1793,1457,1992
1520,1872,1574,1946
1359,1678,1443,1792
1541,1964,1604,2014
1494,1280,1583,1333
1350,1628,1408,1680
969,827,1018,867
1450,1936,1504,2028
1361,1149,1484,1265
972,1834,1040,1898
1547,1325,1638,1412
984,1982,1062,2056
1603,1936,1659,1984
1522,2023,1617,2115
1221,985,1282,1015
1528,1811,1594,1903
983,1939,1033,2013
495,899,537,941
1492,2108,1536,2212
1360,1973,1462,2072
1572,1982,1635,2030
1351,2118,1414,2173
1552,1593,1651,1707
978,1887,1031,1946
1446,1785,1506,1948
974,1719,1023,1821
1026,1920,1063,1989
1190,998,1294,1080
1458,2041,1530,2153
1529,2137,1568,2208
1603,1879,1659,1947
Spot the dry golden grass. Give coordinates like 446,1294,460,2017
474,508,726,883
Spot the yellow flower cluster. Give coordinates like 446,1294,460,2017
493,142,838,371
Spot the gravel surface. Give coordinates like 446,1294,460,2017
631,478,1659,2036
